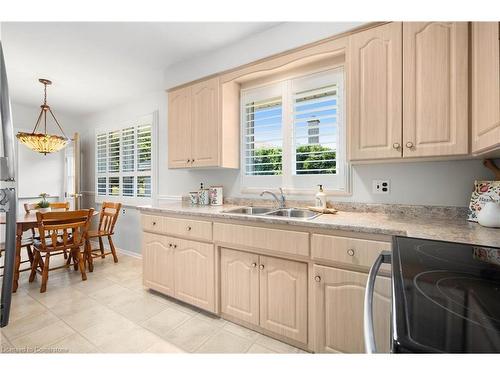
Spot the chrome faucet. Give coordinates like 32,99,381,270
260,188,286,209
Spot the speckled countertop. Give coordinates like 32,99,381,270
138,202,500,248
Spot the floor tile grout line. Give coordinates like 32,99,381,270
49,330,99,353
9,318,77,349
195,328,254,354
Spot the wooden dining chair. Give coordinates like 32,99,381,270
84,202,122,272
24,201,70,258
29,209,94,293
0,239,34,278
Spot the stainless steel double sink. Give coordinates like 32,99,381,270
223,206,321,220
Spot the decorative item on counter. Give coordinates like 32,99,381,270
209,185,223,206
315,184,327,209
198,183,210,205
467,180,500,222
477,199,500,228
188,191,199,205
37,193,51,212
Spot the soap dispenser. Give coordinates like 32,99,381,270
315,184,327,209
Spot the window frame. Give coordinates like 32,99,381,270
94,112,157,206
240,67,350,196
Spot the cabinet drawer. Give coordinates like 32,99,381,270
311,234,391,270
213,223,309,257
141,214,168,234
166,217,213,242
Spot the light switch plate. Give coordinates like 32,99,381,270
372,180,390,194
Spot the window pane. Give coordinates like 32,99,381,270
108,131,120,173
97,177,106,196
137,176,151,197
122,176,134,197
137,124,151,172
244,97,283,176
293,84,337,175
109,177,119,196
96,133,107,174
122,127,135,172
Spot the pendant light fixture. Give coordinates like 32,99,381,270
16,78,69,155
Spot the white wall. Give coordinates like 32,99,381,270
77,22,495,253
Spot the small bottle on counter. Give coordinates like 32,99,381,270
315,184,327,209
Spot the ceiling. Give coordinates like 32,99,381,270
1,22,281,116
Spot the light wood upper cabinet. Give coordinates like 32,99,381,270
259,255,308,344
403,22,468,157
472,22,500,154
349,22,469,161
167,77,239,169
349,22,403,160
191,78,220,167
142,233,175,297
174,238,215,312
168,86,192,168
313,265,391,353
220,248,260,326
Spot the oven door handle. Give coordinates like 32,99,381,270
364,251,391,354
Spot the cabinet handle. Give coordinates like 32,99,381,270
187,159,190,163
314,275,321,282
392,142,401,150
405,141,414,149
168,243,173,248
173,244,177,249
259,264,264,270
251,262,257,268
152,222,156,226
347,249,355,257
187,226,192,231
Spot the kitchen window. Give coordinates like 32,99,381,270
240,68,348,194
95,113,156,204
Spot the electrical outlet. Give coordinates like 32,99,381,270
372,180,390,194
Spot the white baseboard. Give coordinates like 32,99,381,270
89,240,142,259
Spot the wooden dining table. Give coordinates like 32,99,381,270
0,210,98,292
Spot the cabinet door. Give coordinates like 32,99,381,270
220,248,260,325
349,22,403,160
259,255,308,344
142,233,175,296
312,265,391,353
173,238,215,312
191,77,220,167
168,86,192,168
472,22,500,154
403,22,468,157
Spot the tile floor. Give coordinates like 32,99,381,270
1,253,306,354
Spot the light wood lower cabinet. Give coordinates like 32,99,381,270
142,232,216,313
142,233,175,296
220,248,260,325
220,248,308,344
173,238,215,312
312,265,391,353
259,255,308,344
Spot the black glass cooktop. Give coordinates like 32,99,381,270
392,237,500,353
